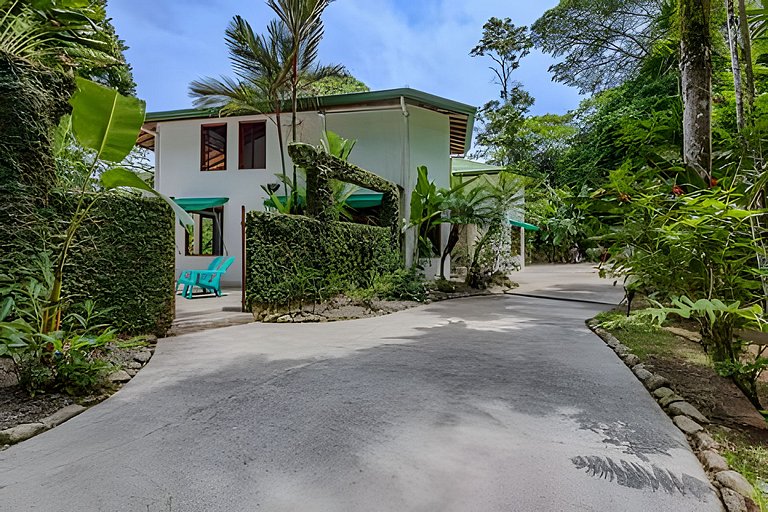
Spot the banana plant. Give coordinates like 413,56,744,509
43,77,192,333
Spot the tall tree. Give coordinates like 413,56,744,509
471,18,534,166
470,17,532,101
531,0,668,94
725,0,745,130
679,0,713,181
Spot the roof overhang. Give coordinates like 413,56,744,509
451,158,507,176
138,88,476,156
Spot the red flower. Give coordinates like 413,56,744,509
709,178,718,188
672,185,684,196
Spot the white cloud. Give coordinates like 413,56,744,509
109,0,582,115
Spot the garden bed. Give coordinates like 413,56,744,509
594,308,768,509
0,341,156,448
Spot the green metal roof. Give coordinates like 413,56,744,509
509,219,540,231
173,197,229,212
451,158,507,176
264,192,383,209
146,88,476,154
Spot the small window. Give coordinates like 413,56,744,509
239,122,267,169
185,207,224,256
201,124,227,171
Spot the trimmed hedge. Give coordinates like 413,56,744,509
246,212,399,312
1,193,176,336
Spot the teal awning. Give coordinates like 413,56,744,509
173,197,229,212
264,193,383,209
509,219,540,231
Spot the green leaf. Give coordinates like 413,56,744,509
100,168,194,227
69,78,146,163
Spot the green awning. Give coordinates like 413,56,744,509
173,197,229,212
264,193,383,209
451,158,507,176
509,219,540,231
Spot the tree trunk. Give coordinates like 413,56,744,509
680,0,713,182
737,0,755,114
725,0,745,131
440,224,460,280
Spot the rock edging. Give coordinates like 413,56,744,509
587,319,761,512
0,345,156,451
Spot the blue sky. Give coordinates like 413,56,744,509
108,0,582,116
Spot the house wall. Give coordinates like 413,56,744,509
154,104,455,286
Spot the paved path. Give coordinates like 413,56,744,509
0,266,721,511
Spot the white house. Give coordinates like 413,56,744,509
137,88,477,286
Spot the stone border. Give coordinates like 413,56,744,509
587,319,762,512
0,345,155,451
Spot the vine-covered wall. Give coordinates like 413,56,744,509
1,194,176,336
245,212,399,314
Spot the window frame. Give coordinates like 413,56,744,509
200,123,228,172
238,121,267,170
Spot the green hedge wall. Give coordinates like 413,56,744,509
1,193,176,336
246,212,399,312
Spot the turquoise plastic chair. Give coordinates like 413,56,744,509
176,257,225,299
196,256,235,297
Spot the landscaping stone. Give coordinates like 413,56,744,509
133,351,152,363
716,471,755,498
692,432,718,451
621,354,640,367
276,315,293,323
668,401,709,424
659,393,686,408
721,488,747,512
757,480,768,496
614,344,630,356
127,361,142,370
126,369,138,377
664,326,702,343
41,405,86,429
0,423,46,444
673,415,703,434
633,366,653,382
644,374,669,391
652,387,675,399
107,370,131,383
699,450,729,472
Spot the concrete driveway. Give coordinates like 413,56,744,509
0,265,720,511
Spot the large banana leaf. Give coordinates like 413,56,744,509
101,167,194,227
69,77,146,163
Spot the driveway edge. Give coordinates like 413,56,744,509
587,319,759,512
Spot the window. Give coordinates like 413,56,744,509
201,124,227,171
185,207,224,256
239,121,267,169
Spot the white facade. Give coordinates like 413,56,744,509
152,103,455,286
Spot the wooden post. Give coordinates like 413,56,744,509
241,205,246,313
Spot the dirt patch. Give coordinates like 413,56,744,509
0,343,153,434
0,387,75,431
643,350,768,439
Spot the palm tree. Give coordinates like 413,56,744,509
266,0,339,204
0,0,127,79
189,13,344,194
190,16,292,183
